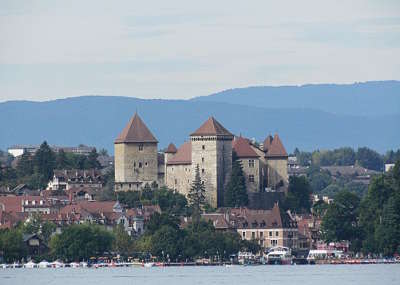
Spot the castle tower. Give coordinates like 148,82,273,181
114,113,158,192
190,117,233,208
164,143,177,183
263,133,288,190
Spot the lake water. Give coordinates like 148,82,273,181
1,264,399,285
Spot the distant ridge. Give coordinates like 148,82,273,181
192,81,400,116
0,81,399,154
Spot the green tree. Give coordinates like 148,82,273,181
356,147,383,171
50,224,113,261
34,141,55,179
55,149,69,169
284,176,312,213
16,152,34,178
188,165,206,222
23,213,56,244
0,228,27,263
150,225,183,261
225,157,248,207
321,190,361,251
85,149,100,169
113,224,134,257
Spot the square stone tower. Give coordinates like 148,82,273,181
190,117,233,208
263,134,289,190
114,113,159,192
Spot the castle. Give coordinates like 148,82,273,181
114,113,288,208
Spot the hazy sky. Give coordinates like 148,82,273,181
0,0,399,102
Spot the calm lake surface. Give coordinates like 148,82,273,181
1,264,399,285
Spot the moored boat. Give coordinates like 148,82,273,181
266,246,293,265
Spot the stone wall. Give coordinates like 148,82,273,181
239,158,260,192
114,142,158,191
266,158,288,189
165,164,192,196
190,135,232,208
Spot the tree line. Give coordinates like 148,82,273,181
294,147,400,171
321,161,400,256
0,141,102,189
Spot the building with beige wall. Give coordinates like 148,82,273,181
114,114,289,207
114,113,160,192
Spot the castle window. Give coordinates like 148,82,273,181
139,144,143,151
249,159,255,168
202,169,205,174
139,162,142,168
202,145,205,150
202,157,204,163
249,175,254,182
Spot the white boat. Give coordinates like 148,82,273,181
307,249,343,264
144,262,154,268
38,260,50,268
70,262,80,268
80,262,88,268
24,261,37,268
266,246,293,265
51,260,64,268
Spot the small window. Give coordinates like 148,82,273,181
251,232,255,239
174,179,177,185
139,144,143,151
242,231,246,238
249,175,254,182
260,231,263,238
202,157,204,163
134,162,136,167
269,231,272,237
202,169,205,174
202,145,205,150
145,162,148,167
249,159,255,168
129,184,131,188
139,162,142,168
275,231,279,237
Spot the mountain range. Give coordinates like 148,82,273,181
0,81,399,154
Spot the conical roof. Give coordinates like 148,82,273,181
190,117,233,137
115,113,158,144
232,136,259,158
165,143,178,153
263,135,273,151
265,134,287,157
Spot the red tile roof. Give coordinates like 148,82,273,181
115,113,158,144
190,117,233,137
263,135,273,151
165,143,178,153
0,196,23,212
232,136,259,158
166,141,192,165
264,134,288,158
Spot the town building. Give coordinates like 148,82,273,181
46,169,102,191
7,144,96,157
202,204,298,249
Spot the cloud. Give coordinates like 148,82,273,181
0,0,399,101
